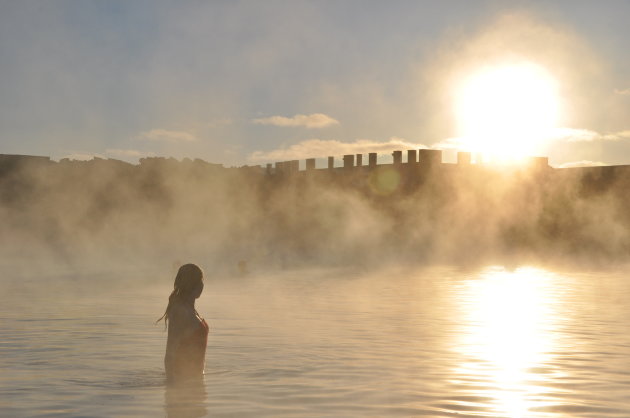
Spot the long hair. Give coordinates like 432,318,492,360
157,263,204,328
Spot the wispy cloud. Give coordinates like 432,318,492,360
59,152,103,161
614,88,630,96
248,137,428,161
551,128,600,142
431,137,465,150
613,130,630,139
105,149,156,159
137,129,198,142
551,128,630,142
252,113,339,129
557,160,608,168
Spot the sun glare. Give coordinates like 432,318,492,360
455,267,562,417
454,62,560,162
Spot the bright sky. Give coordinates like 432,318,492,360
1,1,629,167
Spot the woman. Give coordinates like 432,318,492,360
157,263,209,384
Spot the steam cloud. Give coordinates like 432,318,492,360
552,128,630,142
2,156,630,276
105,149,156,159
137,129,198,143
557,160,607,168
60,152,104,161
252,114,339,129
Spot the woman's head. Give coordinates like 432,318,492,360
157,263,204,327
173,263,204,299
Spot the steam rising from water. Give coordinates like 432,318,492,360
1,157,629,276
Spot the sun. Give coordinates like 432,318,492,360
454,62,560,162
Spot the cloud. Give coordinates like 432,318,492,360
556,160,608,168
252,113,339,129
248,137,428,161
136,129,198,142
551,128,600,142
59,149,156,162
105,149,156,159
615,88,630,95
59,152,103,161
550,128,630,142
431,137,465,150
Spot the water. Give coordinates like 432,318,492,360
1,265,630,417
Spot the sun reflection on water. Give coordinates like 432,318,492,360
454,266,562,417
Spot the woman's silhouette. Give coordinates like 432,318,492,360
157,263,208,384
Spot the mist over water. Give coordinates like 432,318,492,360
2,265,630,417
2,159,630,416
1,158,630,273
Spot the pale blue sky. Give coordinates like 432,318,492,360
1,1,629,166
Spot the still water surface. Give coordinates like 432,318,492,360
1,265,629,417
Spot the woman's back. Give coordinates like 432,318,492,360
165,303,208,383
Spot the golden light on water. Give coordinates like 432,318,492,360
455,267,561,417
454,62,560,162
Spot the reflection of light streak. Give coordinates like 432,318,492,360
455,266,560,417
